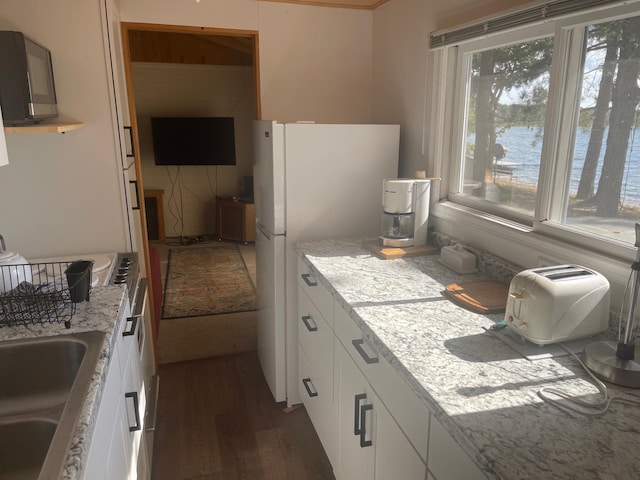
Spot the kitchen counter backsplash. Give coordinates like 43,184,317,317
297,237,640,480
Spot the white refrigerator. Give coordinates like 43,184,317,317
253,120,400,406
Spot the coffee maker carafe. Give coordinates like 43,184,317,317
380,179,431,247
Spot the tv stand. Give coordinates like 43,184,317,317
216,198,255,243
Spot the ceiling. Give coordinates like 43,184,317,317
260,0,391,8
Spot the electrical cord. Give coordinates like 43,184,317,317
537,342,640,416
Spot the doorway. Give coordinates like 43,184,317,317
119,23,261,363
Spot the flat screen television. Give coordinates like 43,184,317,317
150,117,236,166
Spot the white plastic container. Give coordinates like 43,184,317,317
440,244,477,274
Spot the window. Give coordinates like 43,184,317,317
434,2,640,250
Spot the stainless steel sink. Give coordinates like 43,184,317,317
0,331,106,480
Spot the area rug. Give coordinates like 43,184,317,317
161,246,257,319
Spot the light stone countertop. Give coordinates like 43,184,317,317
0,285,128,479
297,238,640,480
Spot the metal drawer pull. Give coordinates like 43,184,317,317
122,315,139,337
352,339,379,364
301,273,317,287
301,314,318,332
354,393,366,436
354,393,373,448
359,403,373,447
125,392,142,432
302,378,318,397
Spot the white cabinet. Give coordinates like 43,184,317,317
427,416,486,480
82,342,126,480
84,305,147,479
334,306,429,463
334,323,425,480
335,341,425,480
297,257,426,480
335,341,376,480
297,258,338,466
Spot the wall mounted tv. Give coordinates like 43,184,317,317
150,116,236,166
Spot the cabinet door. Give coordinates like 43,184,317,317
122,345,146,479
336,342,426,480
83,348,122,479
375,404,425,480
335,342,376,480
428,416,487,480
298,345,337,467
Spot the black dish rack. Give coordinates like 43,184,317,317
0,261,92,329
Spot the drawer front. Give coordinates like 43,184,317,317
334,305,429,462
298,286,334,398
298,344,337,466
297,256,334,328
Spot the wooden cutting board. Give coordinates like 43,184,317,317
365,241,438,259
444,280,509,314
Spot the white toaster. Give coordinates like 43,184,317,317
504,265,610,345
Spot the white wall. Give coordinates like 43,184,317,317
0,0,378,257
371,0,533,178
0,0,130,257
132,63,256,237
120,0,375,123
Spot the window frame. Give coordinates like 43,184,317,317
431,1,640,261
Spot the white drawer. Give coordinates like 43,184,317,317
298,285,334,399
334,304,429,462
297,256,334,328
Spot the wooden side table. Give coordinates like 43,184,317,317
216,198,255,243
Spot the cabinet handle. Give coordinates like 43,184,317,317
302,378,318,398
354,393,373,448
301,314,318,332
123,315,139,337
129,180,140,210
301,273,317,287
352,339,379,364
125,392,142,432
354,393,366,436
124,126,135,157
359,403,373,448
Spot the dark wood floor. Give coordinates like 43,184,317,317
151,351,336,480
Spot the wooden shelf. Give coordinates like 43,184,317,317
4,122,84,134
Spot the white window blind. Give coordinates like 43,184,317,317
429,0,627,48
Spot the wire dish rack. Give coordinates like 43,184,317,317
0,261,92,329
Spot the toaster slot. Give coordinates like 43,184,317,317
533,265,594,281
546,270,593,281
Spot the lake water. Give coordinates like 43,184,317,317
484,126,640,206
